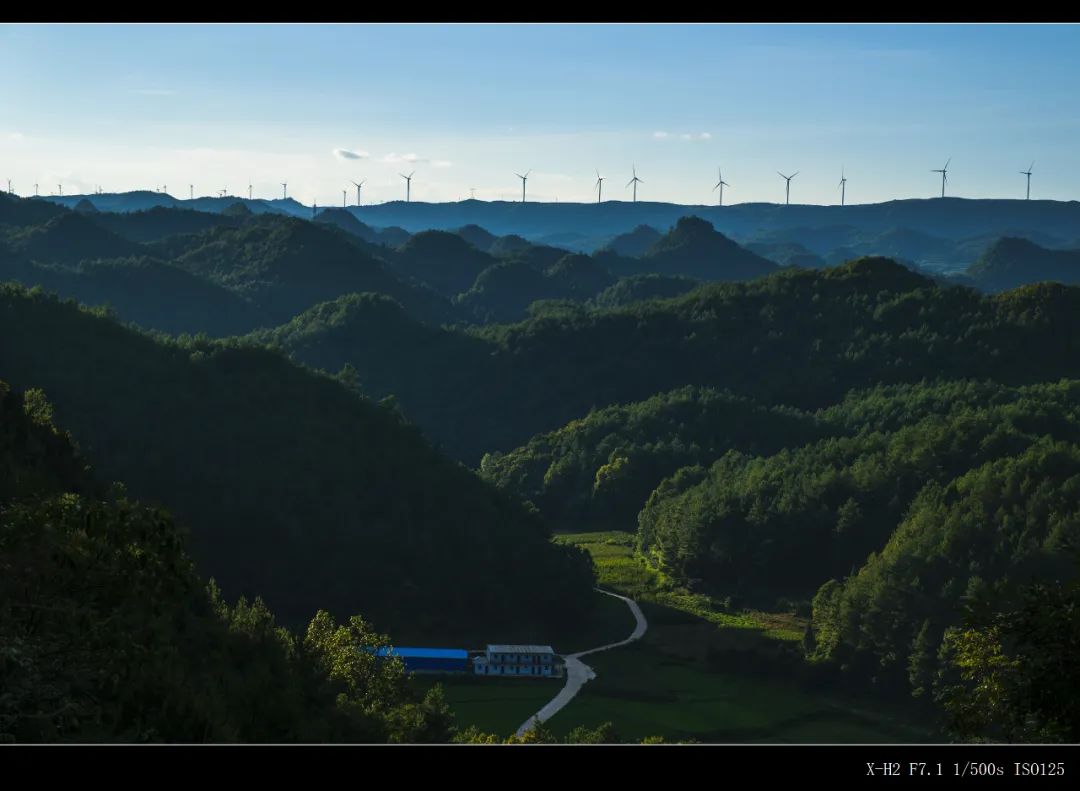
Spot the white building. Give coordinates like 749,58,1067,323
472,644,562,677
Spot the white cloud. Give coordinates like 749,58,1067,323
382,152,429,164
660,131,711,142
334,148,369,160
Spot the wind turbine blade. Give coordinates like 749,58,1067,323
792,171,799,178
713,182,721,190
777,171,785,179
1030,161,1035,172
626,179,635,188
944,157,951,170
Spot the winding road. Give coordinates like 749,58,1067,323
515,587,647,737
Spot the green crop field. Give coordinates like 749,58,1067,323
411,675,559,737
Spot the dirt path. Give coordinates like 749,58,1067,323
514,587,647,737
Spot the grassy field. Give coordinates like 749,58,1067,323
411,675,559,737
545,530,936,743
543,643,924,743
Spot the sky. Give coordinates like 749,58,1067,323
2,23,1080,206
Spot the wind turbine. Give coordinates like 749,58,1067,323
343,190,347,208
838,167,848,207
281,182,288,200
1020,162,1034,200
515,170,530,203
931,157,950,198
777,171,799,205
5,179,10,194
34,184,38,197
626,165,643,202
400,171,414,202
58,184,62,197
313,199,317,219
350,179,365,206
470,187,476,200
712,168,730,206
219,189,227,198
595,170,605,203
189,184,194,200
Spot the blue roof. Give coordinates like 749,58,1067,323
374,646,469,660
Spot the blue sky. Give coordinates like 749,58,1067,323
2,23,1079,206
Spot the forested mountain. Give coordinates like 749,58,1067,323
392,230,496,295
90,205,235,243
633,216,779,281
480,387,827,533
263,258,1080,463
153,215,456,327
602,224,662,257
966,236,1080,292
0,378,457,743
588,273,700,308
2,211,143,265
0,283,594,637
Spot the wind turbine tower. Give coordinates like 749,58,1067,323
189,184,194,200
1020,162,1034,200
281,183,288,200
515,170,530,203
400,171,414,202
351,180,365,206
931,157,950,198
777,171,799,205
595,170,605,203
839,167,848,207
626,165,643,202
713,168,730,206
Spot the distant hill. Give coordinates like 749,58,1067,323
314,207,382,244
967,237,1080,292
90,205,234,244
455,261,564,323
746,240,826,268
602,224,662,257
0,191,67,227
392,230,496,296
2,212,143,266
590,273,700,309
638,216,779,281
0,256,262,337
455,224,498,252
40,194,1080,251
151,214,456,326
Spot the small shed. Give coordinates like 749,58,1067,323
374,646,470,674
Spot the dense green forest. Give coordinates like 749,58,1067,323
0,379,457,742
0,283,594,637
263,256,1080,463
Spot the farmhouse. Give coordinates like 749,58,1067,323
472,644,563,677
